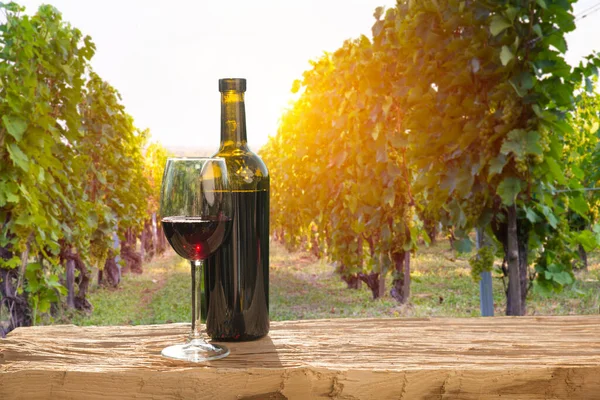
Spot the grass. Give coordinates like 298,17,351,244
272,240,600,319
70,253,189,326
70,239,600,327
133,259,190,325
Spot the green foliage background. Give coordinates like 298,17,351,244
0,2,168,332
261,0,600,312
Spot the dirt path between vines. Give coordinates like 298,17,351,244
136,251,175,314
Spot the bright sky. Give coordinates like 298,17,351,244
18,0,600,152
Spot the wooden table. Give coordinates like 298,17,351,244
2,317,600,399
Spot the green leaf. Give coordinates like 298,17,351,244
550,119,575,136
534,279,553,295
86,212,98,228
415,224,431,245
545,157,566,185
548,134,562,159
1,2,23,12
490,15,511,36
541,205,558,229
504,7,519,23
454,167,475,197
0,182,19,204
500,138,523,158
548,263,562,274
524,131,543,155
544,33,567,54
536,0,547,9
497,177,523,206
509,72,534,97
56,284,68,296
2,256,21,269
500,46,514,66
572,230,597,252
453,237,473,253
46,274,66,290
525,207,541,223
25,262,42,291
7,143,30,171
544,80,574,107
488,154,507,178
585,77,594,93
446,199,467,229
500,130,542,158
569,195,589,219
571,165,584,180
533,24,543,38
553,9,575,33
38,297,51,313
552,271,573,286
5,193,20,203
2,115,27,141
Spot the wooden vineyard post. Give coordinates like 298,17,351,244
476,228,494,317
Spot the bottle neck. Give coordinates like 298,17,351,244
219,91,248,150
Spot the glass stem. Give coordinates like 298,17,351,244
190,260,203,341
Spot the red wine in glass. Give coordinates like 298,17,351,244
162,216,232,261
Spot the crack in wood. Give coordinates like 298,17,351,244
330,374,343,397
398,372,408,400
239,392,287,400
439,372,450,399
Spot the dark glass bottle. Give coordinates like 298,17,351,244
203,78,270,341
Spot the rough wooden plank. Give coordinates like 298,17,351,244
2,317,600,399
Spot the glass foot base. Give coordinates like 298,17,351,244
161,339,229,362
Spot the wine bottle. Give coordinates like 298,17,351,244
203,78,270,341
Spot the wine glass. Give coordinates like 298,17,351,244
159,157,232,362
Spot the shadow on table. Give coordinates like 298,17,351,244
209,335,283,369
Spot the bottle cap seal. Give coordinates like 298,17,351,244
219,78,246,92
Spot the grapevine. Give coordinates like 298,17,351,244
264,0,600,314
0,2,170,333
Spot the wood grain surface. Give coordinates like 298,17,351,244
2,317,600,399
